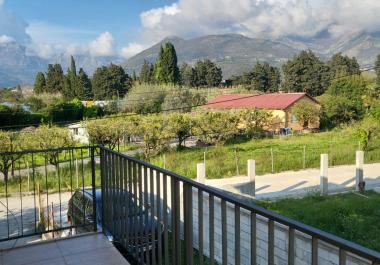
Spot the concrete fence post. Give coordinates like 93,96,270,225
197,163,205,184
320,154,328,196
247,159,256,197
356,151,364,191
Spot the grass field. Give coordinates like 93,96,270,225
148,130,380,179
258,191,380,252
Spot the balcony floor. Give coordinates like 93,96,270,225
0,233,130,265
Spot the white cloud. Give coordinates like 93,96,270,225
120,42,145,58
0,34,14,43
0,0,30,44
89,31,115,57
137,0,380,43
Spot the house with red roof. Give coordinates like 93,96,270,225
205,92,321,131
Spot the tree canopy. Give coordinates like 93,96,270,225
282,50,330,96
155,42,180,84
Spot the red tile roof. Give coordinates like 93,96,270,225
205,93,319,110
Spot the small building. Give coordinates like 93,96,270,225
205,92,321,131
68,123,89,144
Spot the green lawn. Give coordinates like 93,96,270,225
258,191,380,252
147,130,380,179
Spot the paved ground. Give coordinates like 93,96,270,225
206,163,380,199
0,192,72,249
0,233,129,265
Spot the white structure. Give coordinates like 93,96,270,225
68,123,89,144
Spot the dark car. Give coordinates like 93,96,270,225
67,188,163,253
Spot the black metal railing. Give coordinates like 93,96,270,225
100,146,380,265
0,146,98,245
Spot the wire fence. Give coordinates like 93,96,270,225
151,141,380,179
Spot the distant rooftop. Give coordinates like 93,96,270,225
205,92,319,110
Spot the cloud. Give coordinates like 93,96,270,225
137,0,380,43
120,42,145,58
88,31,115,57
0,0,31,44
0,34,14,43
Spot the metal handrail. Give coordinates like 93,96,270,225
100,145,380,263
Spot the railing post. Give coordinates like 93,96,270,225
184,183,194,265
91,146,97,232
247,159,256,197
197,163,205,184
320,154,328,196
356,151,364,191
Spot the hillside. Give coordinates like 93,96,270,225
124,32,380,78
124,34,299,78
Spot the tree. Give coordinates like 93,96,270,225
251,62,280,92
327,75,367,99
123,84,167,114
239,109,272,138
155,42,180,84
34,72,46,94
92,64,132,100
140,60,155,83
85,119,125,149
180,63,196,87
328,53,360,78
64,55,78,99
318,94,360,127
0,131,24,182
353,117,380,151
167,113,193,148
282,50,330,96
193,60,222,87
136,115,174,158
193,111,240,145
376,54,380,86
76,68,93,100
45,64,65,94
28,125,74,168
161,89,206,112
291,101,320,129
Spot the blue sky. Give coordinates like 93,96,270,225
3,0,175,45
1,0,380,59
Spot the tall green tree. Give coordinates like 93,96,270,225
282,50,330,96
193,60,222,87
92,64,131,100
140,60,155,83
154,42,180,84
328,53,360,78
77,68,93,100
376,54,380,86
45,64,65,94
179,63,196,87
34,72,46,94
65,55,78,98
251,62,280,92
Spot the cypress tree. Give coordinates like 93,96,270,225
45,64,65,94
155,42,180,84
34,72,46,94
376,54,380,86
77,68,92,100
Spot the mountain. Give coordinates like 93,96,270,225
0,42,47,87
124,32,380,78
0,41,121,88
124,34,299,78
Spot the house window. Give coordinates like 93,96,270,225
291,114,298,123
73,128,79,135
